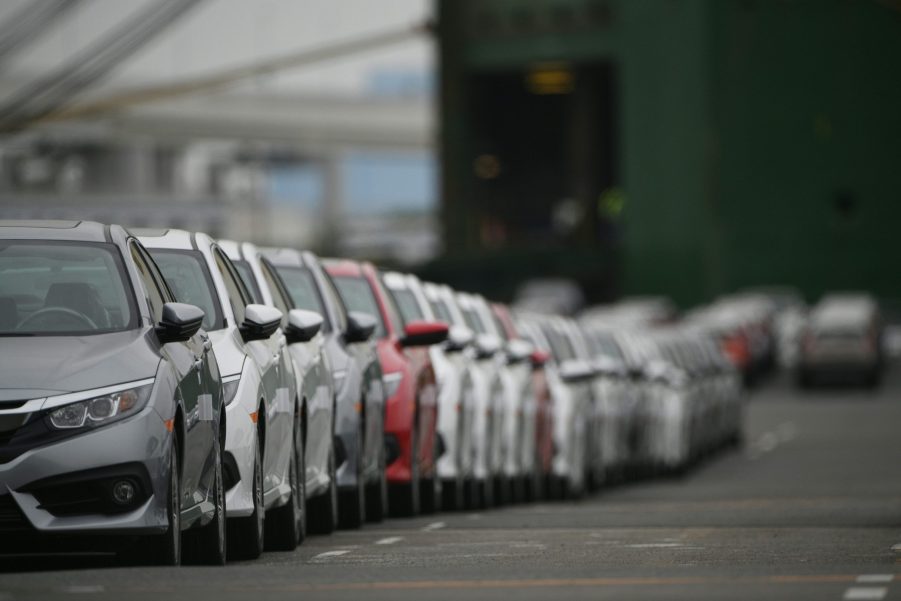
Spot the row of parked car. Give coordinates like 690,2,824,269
0,220,744,566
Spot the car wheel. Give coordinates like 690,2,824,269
441,476,464,511
366,442,388,523
339,422,366,529
420,436,441,514
266,414,306,550
134,436,181,566
184,437,227,565
308,443,338,534
227,437,264,560
390,422,420,518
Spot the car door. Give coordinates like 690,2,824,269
212,246,292,492
129,240,218,509
314,261,383,480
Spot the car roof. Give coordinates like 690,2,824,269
322,257,363,278
0,219,116,243
260,246,307,268
132,227,209,251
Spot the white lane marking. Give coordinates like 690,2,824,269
312,550,351,561
62,586,105,594
375,536,403,545
844,588,888,600
625,543,685,548
422,521,446,532
857,575,894,584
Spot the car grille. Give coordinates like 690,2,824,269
0,495,31,532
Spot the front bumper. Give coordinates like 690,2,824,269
0,406,171,542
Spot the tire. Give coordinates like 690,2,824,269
420,477,439,514
441,477,464,511
339,423,366,529
308,443,339,535
266,414,306,551
366,429,388,523
134,436,181,566
478,476,494,509
183,438,227,565
390,424,420,518
227,438,264,560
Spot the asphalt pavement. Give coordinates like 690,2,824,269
2,366,900,601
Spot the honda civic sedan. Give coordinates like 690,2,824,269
0,220,225,565
326,260,448,517
261,248,386,528
218,239,338,535
138,229,303,559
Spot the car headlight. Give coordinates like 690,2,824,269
46,384,153,430
222,379,241,406
382,372,403,399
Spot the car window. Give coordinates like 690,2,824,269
213,249,251,327
319,269,348,332
232,259,263,304
429,298,453,325
273,265,331,333
129,242,167,324
148,249,224,331
332,276,387,339
372,273,405,335
543,324,575,361
258,262,290,322
0,241,137,335
390,286,425,325
461,306,486,334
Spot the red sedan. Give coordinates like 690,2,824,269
325,260,448,516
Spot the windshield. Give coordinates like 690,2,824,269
332,276,386,339
430,298,453,325
148,250,224,331
461,306,486,334
389,287,424,325
0,241,136,336
232,259,263,304
273,266,330,332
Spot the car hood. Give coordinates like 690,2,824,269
0,330,160,401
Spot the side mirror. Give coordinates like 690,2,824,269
156,302,204,344
401,320,449,347
444,325,474,353
505,338,534,364
529,348,551,368
474,333,501,360
345,311,377,344
559,359,596,384
240,304,282,342
286,309,323,344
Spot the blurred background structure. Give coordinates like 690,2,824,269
0,0,437,264
0,0,900,307
433,0,901,306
